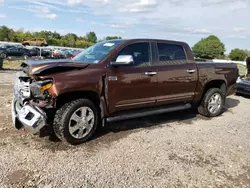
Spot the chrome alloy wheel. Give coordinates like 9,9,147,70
208,93,222,114
69,107,95,139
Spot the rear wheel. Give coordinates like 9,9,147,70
198,88,225,117
53,99,100,145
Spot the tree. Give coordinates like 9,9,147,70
0,25,98,48
0,26,13,41
86,31,97,43
75,40,94,48
244,50,250,57
106,36,122,40
229,48,248,61
63,33,78,47
192,35,226,59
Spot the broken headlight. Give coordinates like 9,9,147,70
30,79,53,98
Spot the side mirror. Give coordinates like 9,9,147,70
110,55,134,67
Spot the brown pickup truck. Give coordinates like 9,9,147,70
12,39,238,145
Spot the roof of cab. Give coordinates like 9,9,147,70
105,38,188,46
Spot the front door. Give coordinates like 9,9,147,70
154,42,198,105
7,47,20,56
107,42,158,113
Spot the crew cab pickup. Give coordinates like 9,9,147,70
12,39,238,145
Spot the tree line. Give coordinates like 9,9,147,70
0,25,249,61
0,25,121,49
192,35,249,61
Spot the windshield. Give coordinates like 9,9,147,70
72,40,123,64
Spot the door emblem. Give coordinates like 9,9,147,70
108,76,118,81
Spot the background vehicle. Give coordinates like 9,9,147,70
0,44,13,50
12,39,238,145
0,46,31,59
21,38,48,47
236,57,250,96
29,47,51,58
52,49,74,59
70,50,82,58
52,49,63,58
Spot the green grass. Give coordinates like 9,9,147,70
237,63,247,75
2,60,23,70
239,68,246,75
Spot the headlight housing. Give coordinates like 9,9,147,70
30,79,53,98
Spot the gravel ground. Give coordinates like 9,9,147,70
0,71,250,188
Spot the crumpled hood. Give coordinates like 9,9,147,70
21,59,90,75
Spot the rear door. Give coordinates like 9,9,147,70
154,42,198,104
107,41,158,113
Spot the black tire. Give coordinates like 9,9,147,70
53,99,100,145
198,88,225,117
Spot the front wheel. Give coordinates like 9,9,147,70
198,88,225,117
53,99,100,145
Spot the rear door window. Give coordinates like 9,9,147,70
156,43,187,65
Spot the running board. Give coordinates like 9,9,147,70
106,103,192,123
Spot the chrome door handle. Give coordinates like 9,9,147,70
186,69,196,73
144,71,157,76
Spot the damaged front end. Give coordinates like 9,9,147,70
11,60,59,134
12,59,91,134
11,70,54,134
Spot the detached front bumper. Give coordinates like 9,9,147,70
11,98,47,134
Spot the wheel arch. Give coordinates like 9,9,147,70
56,90,101,109
198,79,227,105
23,43,30,46
55,90,108,125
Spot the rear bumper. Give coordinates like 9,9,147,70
11,98,47,134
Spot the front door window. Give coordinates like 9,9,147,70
115,42,152,67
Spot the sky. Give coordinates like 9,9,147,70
0,0,249,53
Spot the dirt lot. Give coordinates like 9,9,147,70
0,71,250,188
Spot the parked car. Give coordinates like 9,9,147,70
12,39,238,145
0,44,13,50
236,57,250,96
21,38,48,47
0,46,31,59
52,49,64,58
70,50,81,58
29,47,51,58
63,50,79,59
52,49,73,59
